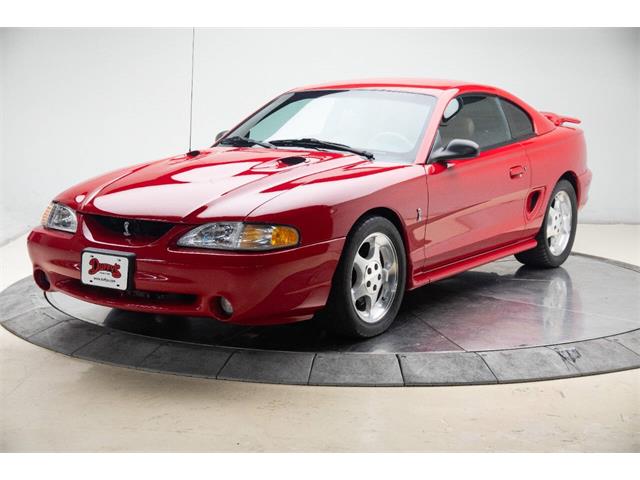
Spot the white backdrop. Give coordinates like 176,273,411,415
1,28,638,244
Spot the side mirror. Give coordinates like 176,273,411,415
430,139,480,164
215,130,229,142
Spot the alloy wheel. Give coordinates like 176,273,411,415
546,190,573,256
350,232,399,323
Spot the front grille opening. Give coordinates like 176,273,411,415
88,215,175,240
127,289,197,305
64,279,198,307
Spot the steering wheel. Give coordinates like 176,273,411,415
369,131,413,152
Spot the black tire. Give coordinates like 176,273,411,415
323,216,407,339
515,179,577,268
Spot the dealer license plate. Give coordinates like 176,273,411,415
81,249,133,291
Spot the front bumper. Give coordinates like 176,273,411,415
27,225,345,325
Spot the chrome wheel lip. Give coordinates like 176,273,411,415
546,190,573,256
350,232,399,324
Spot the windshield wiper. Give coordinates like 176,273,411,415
269,138,375,160
218,135,275,149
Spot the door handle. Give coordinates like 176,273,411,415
509,165,526,178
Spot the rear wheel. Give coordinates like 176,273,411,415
515,179,577,268
324,216,406,338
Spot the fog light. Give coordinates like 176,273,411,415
34,269,51,291
219,296,233,317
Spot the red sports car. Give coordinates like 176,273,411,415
28,79,591,338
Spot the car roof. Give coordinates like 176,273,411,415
293,78,492,92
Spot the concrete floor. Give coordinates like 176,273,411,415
1,225,639,452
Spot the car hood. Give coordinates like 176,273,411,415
69,147,373,223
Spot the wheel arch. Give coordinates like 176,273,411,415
348,206,412,281
559,170,580,204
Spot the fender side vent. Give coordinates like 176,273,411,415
527,190,541,213
279,156,307,166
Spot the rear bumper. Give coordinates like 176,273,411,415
27,226,344,325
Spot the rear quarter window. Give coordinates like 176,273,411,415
500,99,534,140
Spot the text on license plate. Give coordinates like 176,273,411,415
81,251,131,291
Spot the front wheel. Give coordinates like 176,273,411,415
323,216,406,338
515,179,578,268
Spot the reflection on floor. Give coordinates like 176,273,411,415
47,255,640,353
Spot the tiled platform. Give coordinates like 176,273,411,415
2,254,639,386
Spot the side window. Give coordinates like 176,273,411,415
437,95,510,150
499,98,534,140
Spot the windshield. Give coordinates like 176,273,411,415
221,89,437,163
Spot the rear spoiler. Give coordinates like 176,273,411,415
540,111,581,127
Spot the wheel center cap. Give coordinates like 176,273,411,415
364,261,383,294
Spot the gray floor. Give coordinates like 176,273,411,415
2,254,639,386
2,225,639,452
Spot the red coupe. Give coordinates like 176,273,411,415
28,79,591,338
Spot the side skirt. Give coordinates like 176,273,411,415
409,238,538,290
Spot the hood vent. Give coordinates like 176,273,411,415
279,156,307,166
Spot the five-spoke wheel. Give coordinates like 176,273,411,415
516,179,578,268
323,216,406,338
350,232,399,324
546,190,573,256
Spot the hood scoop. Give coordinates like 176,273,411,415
278,156,308,166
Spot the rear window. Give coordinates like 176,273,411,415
500,99,534,140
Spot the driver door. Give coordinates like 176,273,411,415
423,94,531,270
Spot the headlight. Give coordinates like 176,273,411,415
177,222,299,251
41,202,78,233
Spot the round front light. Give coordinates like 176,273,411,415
219,296,233,317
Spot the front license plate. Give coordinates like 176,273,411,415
81,249,134,291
